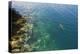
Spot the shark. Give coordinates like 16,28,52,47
59,24,64,30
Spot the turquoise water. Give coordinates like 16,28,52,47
31,4,78,50
12,2,78,51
